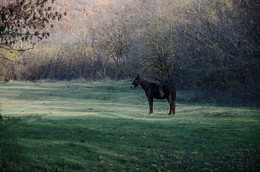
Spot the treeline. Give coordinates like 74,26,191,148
1,0,259,100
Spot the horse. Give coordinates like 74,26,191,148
130,75,176,115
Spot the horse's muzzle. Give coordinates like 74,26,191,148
130,84,135,89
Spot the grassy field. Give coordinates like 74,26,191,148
0,81,259,171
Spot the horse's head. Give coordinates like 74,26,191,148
130,75,141,89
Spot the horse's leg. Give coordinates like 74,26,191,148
172,89,176,115
167,96,174,115
172,99,176,115
148,97,153,114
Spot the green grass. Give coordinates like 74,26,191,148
0,80,259,171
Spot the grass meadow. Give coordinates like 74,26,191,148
0,81,259,171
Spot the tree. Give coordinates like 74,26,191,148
89,9,133,79
179,0,260,96
0,0,66,62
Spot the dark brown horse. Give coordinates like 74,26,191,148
130,75,176,115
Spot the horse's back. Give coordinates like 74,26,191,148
163,83,176,92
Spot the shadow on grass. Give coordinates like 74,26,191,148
0,114,259,171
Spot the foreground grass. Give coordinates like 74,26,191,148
0,81,259,171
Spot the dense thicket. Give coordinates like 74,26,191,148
1,0,259,100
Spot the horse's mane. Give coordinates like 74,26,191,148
140,77,155,90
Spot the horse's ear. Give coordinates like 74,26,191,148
137,74,140,79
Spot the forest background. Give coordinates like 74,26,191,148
0,0,259,103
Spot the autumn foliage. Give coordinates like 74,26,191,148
0,0,259,101
0,0,65,57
